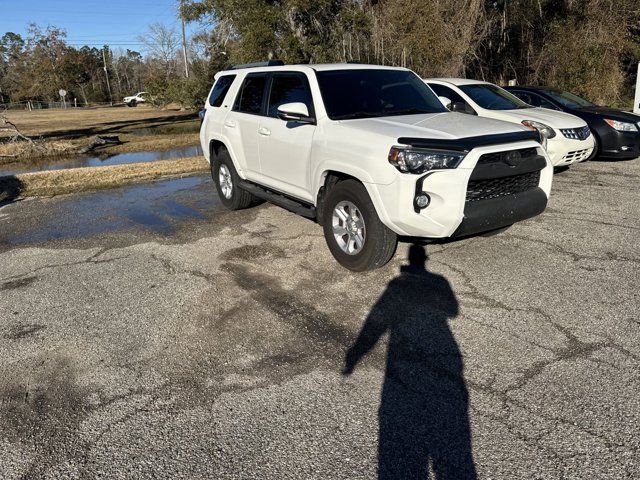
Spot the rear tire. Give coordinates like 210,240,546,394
322,179,397,271
211,147,254,210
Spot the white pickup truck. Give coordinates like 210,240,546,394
200,62,553,271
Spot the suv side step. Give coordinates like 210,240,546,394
238,180,317,219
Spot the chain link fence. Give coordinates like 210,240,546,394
1,100,120,110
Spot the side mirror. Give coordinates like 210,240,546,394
438,96,452,109
277,102,315,124
450,102,469,113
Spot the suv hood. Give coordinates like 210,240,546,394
495,107,587,129
338,112,529,140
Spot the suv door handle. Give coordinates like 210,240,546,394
258,127,271,137
224,120,236,128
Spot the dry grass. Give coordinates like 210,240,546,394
0,140,76,163
106,133,200,155
0,156,209,200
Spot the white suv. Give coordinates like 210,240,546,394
425,79,595,166
123,92,147,107
200,63,553,271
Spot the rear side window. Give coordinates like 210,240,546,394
528,93,558,110
209,75,236,107
267,73,314,118
510,90,533,104
233,74,267,115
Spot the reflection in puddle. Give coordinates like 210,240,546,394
0,145,203,177
4,175,217,244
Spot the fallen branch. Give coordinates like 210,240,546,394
1,111,45,152
79,135,123,154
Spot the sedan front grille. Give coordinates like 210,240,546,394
561,148,591,163
560,126,591,140
466,171,541,202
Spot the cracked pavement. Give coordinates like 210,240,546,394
0,159,638,479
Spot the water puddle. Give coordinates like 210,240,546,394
0,145,203,177
1,175,218,245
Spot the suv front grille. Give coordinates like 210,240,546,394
466,171,541,202
560,126,590,140
476,147,539,165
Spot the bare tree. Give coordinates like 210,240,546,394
138,23,180,78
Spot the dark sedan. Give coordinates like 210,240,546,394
504,86,640,160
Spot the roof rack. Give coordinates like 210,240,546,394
227,60,285,70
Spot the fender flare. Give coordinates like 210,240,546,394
208,137,247,180
314,164,396,232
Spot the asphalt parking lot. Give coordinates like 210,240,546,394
0,158,639,479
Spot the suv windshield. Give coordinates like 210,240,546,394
459,84,530,110
316,69,447,120
542,90,594,109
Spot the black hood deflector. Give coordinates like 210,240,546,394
398,131,540,152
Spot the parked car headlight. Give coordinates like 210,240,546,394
388,147,466,173
521,120,556,139
604,119,638,132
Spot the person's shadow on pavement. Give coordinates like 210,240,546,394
343,245,477,480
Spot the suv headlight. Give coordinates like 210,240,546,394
521,120,556,139
604,119,638,132
388,147,466,173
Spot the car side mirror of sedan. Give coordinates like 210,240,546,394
451,102,470,114
438,96,452,109
277,102,315,124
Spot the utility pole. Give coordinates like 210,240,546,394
180,0,189,78
102,47,113,106
634,62,640,114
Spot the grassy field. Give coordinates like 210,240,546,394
2,105,197,137
1,105,200,162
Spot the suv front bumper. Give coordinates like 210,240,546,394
451,187,547,237
367,142,553,238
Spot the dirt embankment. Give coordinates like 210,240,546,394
0,157,209,204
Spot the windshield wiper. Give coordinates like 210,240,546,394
332,111,381,120
383,108,435,116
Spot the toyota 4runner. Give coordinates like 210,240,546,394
200,62,553,271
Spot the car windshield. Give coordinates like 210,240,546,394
542,90,594,108
316,69,447,120
459,84,531,110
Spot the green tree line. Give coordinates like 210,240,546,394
0,25,146,106
184,0,640,106
2,1,639,108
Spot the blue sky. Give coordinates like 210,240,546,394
1,0,206,54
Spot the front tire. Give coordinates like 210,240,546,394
211,147,254,210
322,180,397,271
586,132,600,161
